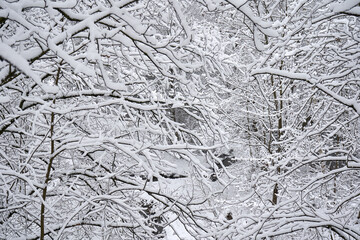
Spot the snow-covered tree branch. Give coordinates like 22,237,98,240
1,0,359,239
0,0,223,239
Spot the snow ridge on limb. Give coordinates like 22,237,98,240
251,68,360,115
0,42,59,94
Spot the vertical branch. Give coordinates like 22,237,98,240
246,100,253,157
40,67,60,240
